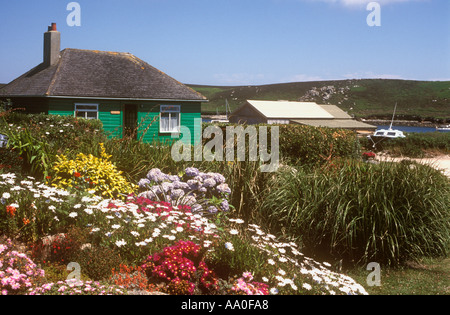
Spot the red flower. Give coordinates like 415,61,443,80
363,152,376,159
73,172,82,178
6,205,17,217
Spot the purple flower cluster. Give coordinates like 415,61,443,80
138,167,232,215
0,239,45,295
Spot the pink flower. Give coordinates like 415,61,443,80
11,283,20,290
242,272,254,281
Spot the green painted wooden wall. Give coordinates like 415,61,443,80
47,98,202,145
138,102,202,145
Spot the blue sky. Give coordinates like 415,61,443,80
0,0,449,85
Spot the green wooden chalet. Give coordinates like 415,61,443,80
0,23,207,145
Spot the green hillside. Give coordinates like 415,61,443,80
189,79,450,121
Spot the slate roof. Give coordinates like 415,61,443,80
0,48,207,101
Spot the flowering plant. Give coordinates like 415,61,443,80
111,264,158,293
28,279,127,295
231,272,269,295
0,238,45,295
141,240,219,295
138,167,232,216
0,172,98,242
362,151,376,160
50,143,135,200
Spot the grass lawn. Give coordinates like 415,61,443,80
346,258,450,295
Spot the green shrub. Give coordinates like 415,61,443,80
40,263,91,284
258,159,450,266
0,148,24,174
3,128,53,178
278,124,360,166
1,113,107,178
103,137,180,183
75,245,122,281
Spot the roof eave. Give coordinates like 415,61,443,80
1,95,208,102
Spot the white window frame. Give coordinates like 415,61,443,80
75,103,99,120
159,105,181,133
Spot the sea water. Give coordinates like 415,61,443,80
376,125,446,133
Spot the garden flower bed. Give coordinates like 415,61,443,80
0,168,368,295
1,112,448,296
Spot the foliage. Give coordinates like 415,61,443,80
3,127,52,178
2,112,105,152
0,148,24,174
346,257,450,295
0,112,107,179
9,112,449,295
278,124,360,166
214,160,271,222
258,159,450,266
50,143,136,200
30,226,89,266
102,137,180,183
38,262,90,285
74,245,122,281
1,172,369,295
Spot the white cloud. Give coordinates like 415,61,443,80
342,71,406,79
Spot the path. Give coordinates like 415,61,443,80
375,154,450,178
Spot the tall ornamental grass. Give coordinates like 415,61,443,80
258,159,450,266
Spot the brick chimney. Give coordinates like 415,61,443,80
43,23,60,67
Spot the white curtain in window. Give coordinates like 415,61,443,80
169,113,179,132
161,113,170,132
160,105,180,133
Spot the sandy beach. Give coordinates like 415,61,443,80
376,154,450,178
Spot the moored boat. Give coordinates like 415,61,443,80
436,124,450,132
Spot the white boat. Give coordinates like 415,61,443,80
436,124,450,132
371,128,406,138
367,103,406,147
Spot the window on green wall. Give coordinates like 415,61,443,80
75,104,98,120
160,105,180,133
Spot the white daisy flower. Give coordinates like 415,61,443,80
115,239,126,247
302,283,312,290
224,242,234,251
